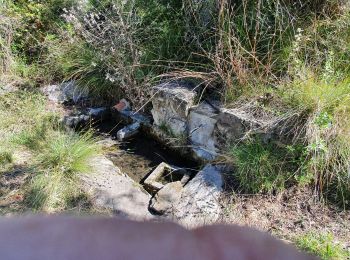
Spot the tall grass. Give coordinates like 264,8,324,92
0,91,100,212
39,131,99,177
284,76,350,207
228,138,307,194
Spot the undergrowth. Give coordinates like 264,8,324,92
228,138,308,194
0,91,100,212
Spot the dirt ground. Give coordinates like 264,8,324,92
220,187,350,250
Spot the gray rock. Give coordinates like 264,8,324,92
188,101,219,157
173,164,223,227
87,107,109,119
96,137,118,149
116,122,141,141
62,114,90,128
144,162,187,193
215,108,265,147
63,107,109,129
192,147,217,162
150,181,183,214
151,81,197,136
42,84,64,103
0,84,17,96
42,81,88,104
80,155,153,220
61,81,89,103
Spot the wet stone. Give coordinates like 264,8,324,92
143,162,188,193
117,122,141,141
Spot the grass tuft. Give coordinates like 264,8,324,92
295,232,350,260
39,131,100,177
0,91,100,212
228,139,306,194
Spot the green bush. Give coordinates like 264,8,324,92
283,76,350,208
9,0,76,61
61,0,189,107
25,129,100,212
39,131,100,177
292,10,350,79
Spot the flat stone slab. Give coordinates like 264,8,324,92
172,164,223,227
215,108,265,147
80,155,153,220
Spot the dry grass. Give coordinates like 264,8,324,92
220,187,350,258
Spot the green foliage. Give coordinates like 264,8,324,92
53,40,121,102
0,148,13,167
25,170,88,212
292,10,350,79
295,232,349,260
0,91,48,139
8,0,76,61
283,76,350,208
135,0,187,62
59,0,189,107
228,139,307,194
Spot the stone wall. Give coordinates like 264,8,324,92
150,81,277,161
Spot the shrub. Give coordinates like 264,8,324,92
291,10,350,79
178,0,348,103
0,91,49,142
8,0,76,61
63,0,188,108
25,130,100,212
0,148,13,167
0,0,15,75
47,38,122,103
25,170,87,212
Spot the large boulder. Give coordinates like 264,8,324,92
173,164,223,227
151,81,197,137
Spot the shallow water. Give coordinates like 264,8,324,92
96,121,199,183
